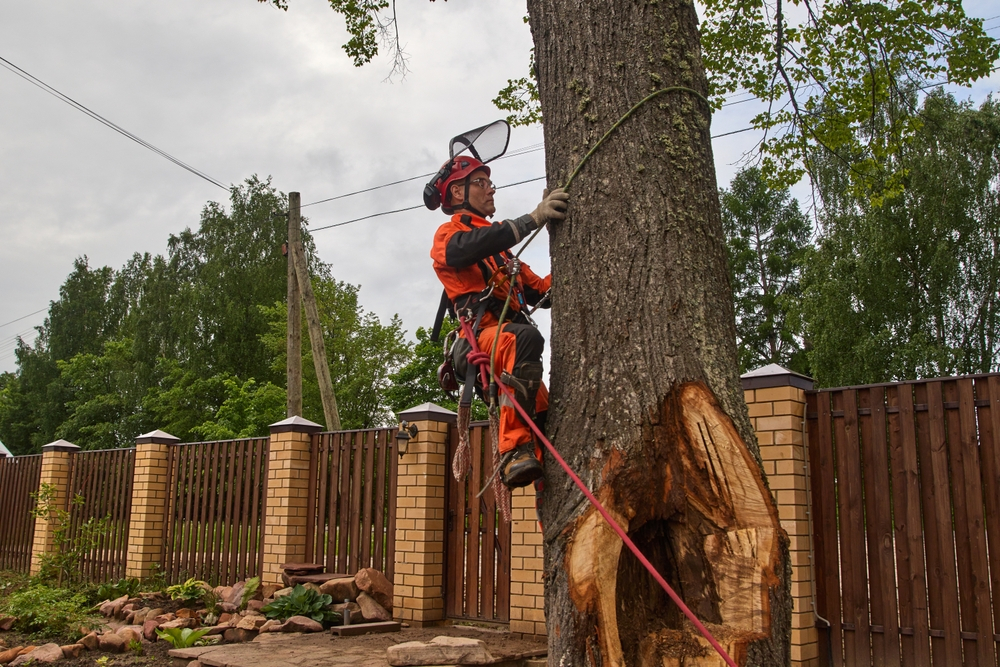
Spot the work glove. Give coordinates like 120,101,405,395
530,188,570,227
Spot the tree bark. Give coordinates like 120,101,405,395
526,1,791,665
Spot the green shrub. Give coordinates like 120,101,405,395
261,584,340,625
0,584,97,640
155,627,211,648
166,578,209,604
239,577,260,610
93,578,142,604
0,571,30,601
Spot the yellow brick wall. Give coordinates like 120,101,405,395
125,440,172,578
509,485,545,636
392,418,448,625
30,447,75,575
261,429,314,586
744,385,819,667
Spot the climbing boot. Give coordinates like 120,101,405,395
500,443,544,488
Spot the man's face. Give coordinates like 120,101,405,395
451,169,496,217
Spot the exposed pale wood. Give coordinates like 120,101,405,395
287,192,302,418
289,236,341,431
561,383,782,667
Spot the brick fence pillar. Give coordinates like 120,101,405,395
392,403,452,626
262,415,322,586
126,430,180,579
509,486,545,636
741,364,818,667
30,439,80,575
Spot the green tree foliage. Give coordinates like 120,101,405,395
720,167,811,374
0,176,410,452
801,91,1000,386
260,275,410,429
385,319,487,420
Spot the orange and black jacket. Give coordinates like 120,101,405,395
431,212,551,328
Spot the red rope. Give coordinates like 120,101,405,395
459,317,738,667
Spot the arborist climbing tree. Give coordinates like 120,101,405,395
424,123,568,499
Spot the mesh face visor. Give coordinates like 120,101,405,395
449,119,510,163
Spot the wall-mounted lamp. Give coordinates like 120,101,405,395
395,421,418,457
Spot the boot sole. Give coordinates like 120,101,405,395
503,460,544,488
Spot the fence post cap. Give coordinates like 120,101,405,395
269,415,323,434
41,439,81,452
398,402,457,425
740,363,814,391
135,430,181,445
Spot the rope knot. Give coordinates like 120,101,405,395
467,351,490,366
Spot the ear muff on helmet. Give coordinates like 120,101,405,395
423,156,491,214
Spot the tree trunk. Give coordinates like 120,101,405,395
526,1,791,665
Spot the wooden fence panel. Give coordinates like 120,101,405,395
305,428,398,580
66,448,134,582
0,454,42,572
808,372,1000,666
162,437,269,585
444,422,511,624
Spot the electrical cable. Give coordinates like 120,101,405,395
0,308,46,330
0,55,228,191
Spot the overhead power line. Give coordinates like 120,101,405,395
0,55,228,191
0,308,46,330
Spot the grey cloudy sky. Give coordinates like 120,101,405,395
1,1,998,374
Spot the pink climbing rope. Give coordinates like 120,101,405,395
458,317,739,667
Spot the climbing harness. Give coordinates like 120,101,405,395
440,85,738,666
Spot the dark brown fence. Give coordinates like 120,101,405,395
807,373,1000,667
305,428,398,580
445,422,511,623
66,448,134,582
163,438,269,586
0,455,42,572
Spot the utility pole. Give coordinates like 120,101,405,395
288,214,342,432
286,193,303,417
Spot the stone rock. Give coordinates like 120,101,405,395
356,593,391,622
144,608,164,622
98,633,126,654
330,602,361,625
99,595,129,618
213,585,232,601
120,604,136,619
116,627,140,645
16,648,35,657
354,568,393,612
124,612,136,625
279,616,323,633
246,600,264,612
176,608,196,619
256,620,283,634
235,615,267,631
0,617,14,632
205,624,229,636
218,613,233,625
219,603,238,614
10,644,61,666
59,645,83,660
319,577,358,602
140,591,165,601
386,637,494,666
159,618,198,630
131,608,149,624
302,583,322,595
271,587,293,599
261,584,283,599
141,621,160,642
78,633,99,651
226,582,245,606
0,647,23,665
222,628,256,644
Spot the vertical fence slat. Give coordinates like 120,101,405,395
446,424,463,618
808,389,842,667
361,431,376,568
373,431,389,573
860,387,900,667
981,377,1000,659
325,434,341,572
466,426,484,618
0,455,41,572
386,433,398,585
480,450,497,620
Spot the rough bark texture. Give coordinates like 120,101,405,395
526,1,791,665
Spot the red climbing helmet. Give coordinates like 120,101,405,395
423,156,491,214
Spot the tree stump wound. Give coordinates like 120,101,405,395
565,383,785,666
